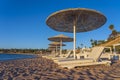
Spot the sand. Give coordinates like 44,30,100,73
0,56,120,80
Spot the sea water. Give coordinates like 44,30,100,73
0,53,36,61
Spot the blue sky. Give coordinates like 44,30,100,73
0,0,120,49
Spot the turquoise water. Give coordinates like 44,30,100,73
0,53,36,61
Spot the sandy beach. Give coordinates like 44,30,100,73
0,56,120,80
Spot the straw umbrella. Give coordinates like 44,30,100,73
49,42,66,54
49,42,66,56
48,34,73,56
46,8,106,59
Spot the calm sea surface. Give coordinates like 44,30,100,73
0,53,36,61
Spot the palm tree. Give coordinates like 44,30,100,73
109,24,114,31
109,24,118,39
94,40,98,46
90,39,94,47
90,39,93,43
90,39,98,47
112,30,117,37
80,43,83,48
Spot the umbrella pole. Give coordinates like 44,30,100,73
113,45,116,54
73,23,76,59
60,40,62,57
56,45,57,56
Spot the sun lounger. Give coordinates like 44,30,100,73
65,50,73,58
87,47,105,61
55,47,111,69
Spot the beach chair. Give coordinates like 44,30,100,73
76,47,105,61
87,47,105,61
50,50,73,62
65,50,73,58
55,46,111,69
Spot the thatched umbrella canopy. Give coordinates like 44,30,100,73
48,46,60,48
48,34,73,42
46,8,106,59
48,42,66,46
48,34,73,56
